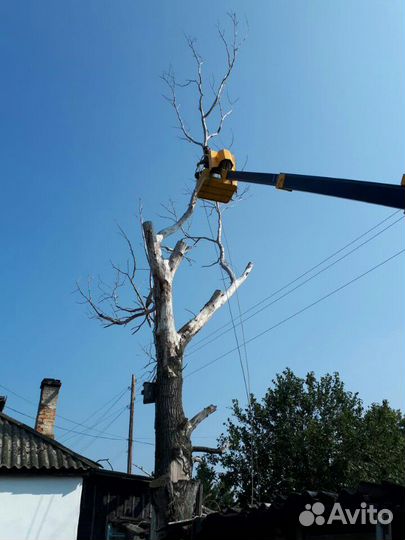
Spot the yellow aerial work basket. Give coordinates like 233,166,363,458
196,149,237,204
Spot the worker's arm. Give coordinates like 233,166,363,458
227,171,405,210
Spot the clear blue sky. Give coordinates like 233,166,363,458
1,0,404,474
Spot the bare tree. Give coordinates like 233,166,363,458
78,14,251,539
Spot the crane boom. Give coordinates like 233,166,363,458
195,148,405,210
227,171,405,210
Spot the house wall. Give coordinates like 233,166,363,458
0,475,83,540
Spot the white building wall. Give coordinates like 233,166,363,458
0,475,83,540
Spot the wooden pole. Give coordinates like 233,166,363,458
127,375,136,474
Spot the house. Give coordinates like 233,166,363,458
0,378,151,540
77,468,150,539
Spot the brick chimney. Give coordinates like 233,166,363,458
35,378,61,439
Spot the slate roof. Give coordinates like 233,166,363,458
0,411,100,471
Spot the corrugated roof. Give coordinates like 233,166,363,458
0,411,100,471
174,482,405,540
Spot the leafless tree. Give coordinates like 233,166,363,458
78,13,251,539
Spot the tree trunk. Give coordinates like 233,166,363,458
143,221,197,538
150,336,198,538
142,218,251,539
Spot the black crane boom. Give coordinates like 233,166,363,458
227,170,405,210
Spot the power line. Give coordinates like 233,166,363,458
202,203,250,405
0,384,36,406
186,214,404,358
187,210,402,354
59,387,130,443
77,406,130,452
223,228,252,396
223,224,255,506
186,247,405,377
60,402,130,445
5,405,128,441
0,382,131,441
1,380,153,453
58,389,129,435
134,440,154,447
203,203,257,505
5,404,156,448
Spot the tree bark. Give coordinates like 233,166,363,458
143,220,198,538
143,200,251,538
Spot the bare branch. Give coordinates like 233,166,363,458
169,239,190,274
116,225,137,278
179,261,253,347
143,221,166,281
184,203,236,283
192,444,228,455
207,107,232,141
187,405,217,435
132,463,153,477
161,69,204,148
158,189,198,240
162,13,243,154
213,203,235,282
76,220,156,332
204,13,240,120
185,36,209,146
76,281,152,330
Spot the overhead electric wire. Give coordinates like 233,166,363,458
203,203,256,505
58,388,129,436
5,405,128,441
1,378,155,448
187,210,402,354
0,384,36,406
186,213,404,358
76,414,154,453
60,401,130,445
223,229,252,396
202,203,250,405
223,226,256,505
5,404,155,449
77,406,130,452
186,247,405,377
0,382,131,442
59,387,130,444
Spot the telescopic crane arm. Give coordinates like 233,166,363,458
195,149,405,210
228,170,405,210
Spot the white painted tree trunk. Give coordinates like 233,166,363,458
143,219,252,539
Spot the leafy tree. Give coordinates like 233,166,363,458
198,369,405,506
360,400,405,484
195,458,234,511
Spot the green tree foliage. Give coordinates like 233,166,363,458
195,458,234,511
197,369,405,507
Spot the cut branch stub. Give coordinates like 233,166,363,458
192,446,226,455
169,239,189,274
143,221,166,281
187,404,217,436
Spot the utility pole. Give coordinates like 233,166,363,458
127,374,136,474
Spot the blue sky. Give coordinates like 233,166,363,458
1,0,404,474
